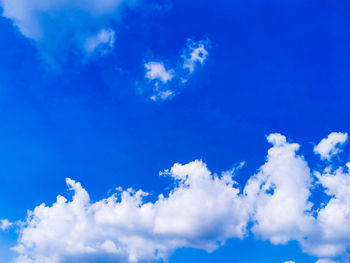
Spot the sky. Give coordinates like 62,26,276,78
0,0,350,262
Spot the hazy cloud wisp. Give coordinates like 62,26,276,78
0,0,140,62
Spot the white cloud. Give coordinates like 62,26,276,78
315,259,340,263
244,134,314,244
182,39,209,74
0,0,140,59
314,132,348,161
145,62,174,84
150,90,174,101
13,161,249,263
301,162,350,259
143,39,209,101
0,219,13,230
144,62,175,101
284,261,296,263
10,132,350,262
244,134,350,261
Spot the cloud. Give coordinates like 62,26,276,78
10,132,350,262
84,28,116,55
0,219,13,230
315,260,340,263
0,0,140,61
145,62,174,84
182,39,209,74
304,162,350,259
149,90,174,101
244,133,314,244
143,39,209,101
314,132,348,161
144,62,175,101
13,161,248,263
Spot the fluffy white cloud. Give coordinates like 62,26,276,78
245,133,350,261
301,162,350,259
10,132,350,262
13,161,249,263
244,134,314,244
143,39,209,101
314,132,348,161
0,0,140,59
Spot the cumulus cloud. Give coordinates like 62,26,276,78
245,133,314,244
0,0,140,61
143,39,209,101
303,162,350,259
13,161,249,263
314,132,348,161
10,132,350,262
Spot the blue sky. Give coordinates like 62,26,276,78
0,0,350,262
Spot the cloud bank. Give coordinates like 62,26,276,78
13,161,248,263
8,132,350,263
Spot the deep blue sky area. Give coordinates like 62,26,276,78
0,0,350,262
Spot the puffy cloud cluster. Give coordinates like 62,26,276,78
305,162,350,259
144,39,209,101
8,132,350,263
13,161,248,263
244,134,314,244
0,0,140,61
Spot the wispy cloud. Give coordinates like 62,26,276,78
182,39,209,74
0,219,13,231
142,39,210,101
84,28,116,55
